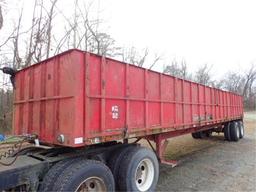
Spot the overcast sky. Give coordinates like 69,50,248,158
1,0,256,80
99,0,256,79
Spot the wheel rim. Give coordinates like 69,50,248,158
135,158,154,191
241,124,244,136
236,124,240,139
75,177,107,192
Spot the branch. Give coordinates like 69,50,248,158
149,53,162,70
138,48,149,67
44,0,58,58
0,5,3,30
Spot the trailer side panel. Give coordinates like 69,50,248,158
13,49,243,147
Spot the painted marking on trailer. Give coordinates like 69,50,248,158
74,137,83,144
94,137,100,144
112,105,119,119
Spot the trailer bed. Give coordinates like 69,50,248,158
13,49,243,147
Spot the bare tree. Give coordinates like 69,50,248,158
72,0,79,48
120,47,137,64
163,59,192,80
194,64,212,85
24,0,49,66
45,0,58,58
0,89,12,133
242,64,256,109
149,53,162,70
242,64,256,97
211,79,224,89
220,65,256,110
52,0,119,57
0,0,5,30
120,47,148,67
89,32,118,56
222,72,243,93
12,8,23,69
0,5,3,30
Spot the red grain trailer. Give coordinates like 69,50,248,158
0,49,244,191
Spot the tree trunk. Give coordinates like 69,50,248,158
0,6,3,30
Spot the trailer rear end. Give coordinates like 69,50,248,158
0,49,244,191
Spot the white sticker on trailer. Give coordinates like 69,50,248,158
112,105,119,119
74,137,83,144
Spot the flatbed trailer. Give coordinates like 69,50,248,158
0,49,244,191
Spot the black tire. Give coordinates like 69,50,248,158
192,132,200,139
117,147,159,192
204,130,212,137
238,121,244,139
107,145,135,186
197,131,205,138
39,158,80,191
52,159,115,192
192,132,204,139
224,123,231,141
230,121,240,142
191,133,198,139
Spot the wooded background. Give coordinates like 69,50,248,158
0,0,255,133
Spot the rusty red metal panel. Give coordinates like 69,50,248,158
13,49,244,147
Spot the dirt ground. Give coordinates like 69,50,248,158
156,111,256,192
0,112,255,191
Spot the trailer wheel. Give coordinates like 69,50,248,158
39,158,80,191
238,121,244,139
52,159,115,192
224,123,231,141
192,132,200,139
107,145,135,187
198,131,206,138
230,121,240,142
192,132,205,139
205,130,212,137
117,147,159,192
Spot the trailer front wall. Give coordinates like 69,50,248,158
13,51,85,145
13,49,243,147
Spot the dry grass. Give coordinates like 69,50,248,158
163,111,256,160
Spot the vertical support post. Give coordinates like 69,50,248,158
101,57,106,132
39,63,47,138
230,93,232,116
155,135,178,167
222,91,224,118
182,79,185,126
84,52,90,138
28,67,34,133
197,84,200,124
174,77,177,127
232,94,234,116
145,69,149,130
204,85,206,123
225,92,227,118
210,87,213,121
53,57,59,139
227,92,230,117
190,82,193,123
219,91,221,119
216,89,219,120
214,88,218,121
160,74,163,126
125,63,130,136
